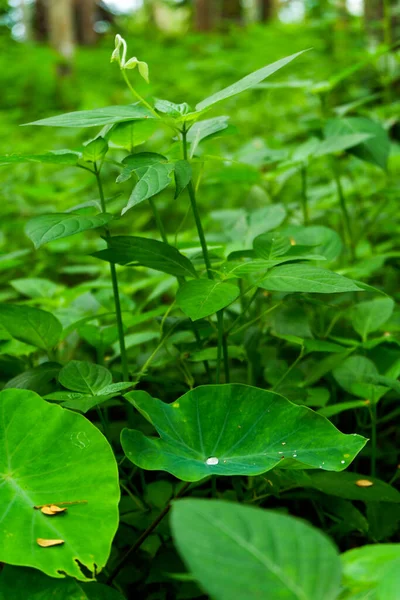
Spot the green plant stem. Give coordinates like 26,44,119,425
216,311,223,384
228,302,281,338
94,166,129,381
331,160,355,263
121,69,158,117
107,482,191,584
301,165,309,225
272,346,304,391
149,197,168,243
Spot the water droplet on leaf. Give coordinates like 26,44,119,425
205,457,219,466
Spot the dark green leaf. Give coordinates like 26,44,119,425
176,279,240,320
59,360,112,395
0,304,62,351
25,213,112,249
259,265,362,294
174,160,192,198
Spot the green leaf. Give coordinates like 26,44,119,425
121,384,367,482
94,236,197,278
25,213,113,249
25,104,155,128
333,356,388,401
4,362,60,393
313,133,374,158
59,360,112,395
122,162,173,214
259,265,362,294
325,117,390,170
174,160,192,198
187,116,230,157
171,499,341,600
304,471,400,503
253,232,291,259
10,277,60,299
82,136,109,163
0,304,62,351
377,560,400,599
0,565,126,600
0,150,81,166
107,119,157,150
351,297,394,340
176,279,240,320
196,50,308,111
0,389,119,579
341,545,400,598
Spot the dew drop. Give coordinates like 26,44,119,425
341,460,345,464
293,454,297,458
206,457,219,466
282,442,286,446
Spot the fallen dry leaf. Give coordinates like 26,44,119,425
37,538,64,548
355,479,374,487
40,505,68,516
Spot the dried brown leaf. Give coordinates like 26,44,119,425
36,538,65,548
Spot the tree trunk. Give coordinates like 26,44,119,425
259,0,275,21
194,0,213,31
221,0,242,23
46,0,75,61
20,0,32,40
74,0,97,45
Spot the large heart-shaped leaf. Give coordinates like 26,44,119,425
93,236,197,278
0,389,120,579
25,104,155,128
176,279,240,320
171,499,341,600
0,304,62,352
196,50,307,111
121,384,367,481
259,265,362,294
0,565,125,599
25,213,113,249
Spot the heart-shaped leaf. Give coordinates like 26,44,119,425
25,213,113,249
59,360,113,394
176,279,240,320
94,235,197,278
0,389,119,579
171,499,341,600
0,304,62,352
121,384,367,481
0,565,125,599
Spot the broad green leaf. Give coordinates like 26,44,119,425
259,265,361,294
122,162,173,214
284,225,342,261
25,104,155,127
313,133,374,158
154,98,191,116
82,136,109,163
4,362,60,393
59,360,112,394
350,297,394,341
0,565,125,600
325,117,390,170
121,384,367,482
377,560,400,599
0,150,81,166
341,545,400,598
10,277,60,299
94,236,197,278
0,304,62,351
107,119,157,150
196,50,308,111
333,356,388,401
303,471,400,503
187,116,230,157
0,389,119,579
174,160,192,198
253,232,291,259
171,499,341,600
25,213,113,249
176,279,240,320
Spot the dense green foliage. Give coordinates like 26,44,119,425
0,14,400,599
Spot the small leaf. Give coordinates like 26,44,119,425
350,297,394,340
25,104,155,128
37,539,64,547
174,160,192,198
59,360,112,395
82,137,109,163
121,384,367,482
196,50,308,111
107,120,156,150
0,304,62,352
253,232,291,259
171,499,342,600
176,279,240,320
187,116,229,157
25,213,113,249
94,235,197,278
313,133,374,157
259,264,362,294
122,162,173,214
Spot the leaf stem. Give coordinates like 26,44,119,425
331,159,356,263
149,197,168,243
94,165,129,381
121,69,158,117
107,482,191,584
300,165,309,225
